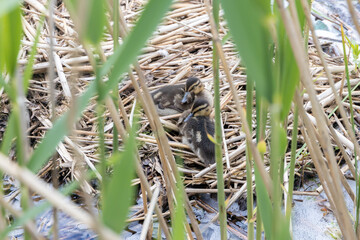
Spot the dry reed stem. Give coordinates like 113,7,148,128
204,0,273,194
300,0,360,161
5,1,359,237
277,1,356,238
139,185,160,240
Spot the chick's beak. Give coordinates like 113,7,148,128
181,92,190,104
184,112,193,122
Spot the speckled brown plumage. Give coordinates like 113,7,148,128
177,99,215,166
150,77,212,116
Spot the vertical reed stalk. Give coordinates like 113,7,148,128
256,212,262,240
47,0,59,238
341,24,359,233
246,77,254,239
276,0,356,237
111,0,120,155
211,0,227,238
286,107,298,220
270,100,282,239
255,98,266,240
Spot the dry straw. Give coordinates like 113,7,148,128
0,0,359,238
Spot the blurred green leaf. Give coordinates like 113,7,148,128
274,6,300,121
254,166,272,238
279,127,287,157
0,3,22,76
0,113,15,155
27,0,172,173
295,0,310,30
173,175,186,240
0,0,22,17
66,0,105,45
102,124,137,233
278,40,299,120
276,215,292,239
221,0,274,102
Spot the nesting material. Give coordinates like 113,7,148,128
2,0,359,232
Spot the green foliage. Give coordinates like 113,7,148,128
0,0,22,17
0,113,15,155
286,107,298,220
172,174,186,240
221,0,274,102
246,73,255,240
274,2,301,121
253,166,272,236
279,127,288,157
345,35,360,69
65,0,106,45
222,1,305,239
212,0,228,238
102,126,137,233
0,2,22,77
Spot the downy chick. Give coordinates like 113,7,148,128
151,77,212,116
177,98,215,166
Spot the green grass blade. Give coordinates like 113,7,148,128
221,0,274,102
102,122,137,233
173,171,186,240
110,0,120,154
277,35,300,120
0,2,22,77
27,0,172,173
0,113,15,155
246,76,254,239
254,166,272,237
0,0,22,17
276,216,291,239
274,5,300,121
212,0,227,239
65,0,105,45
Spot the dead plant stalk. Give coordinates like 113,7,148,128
205,0,273,195
276,0,356,238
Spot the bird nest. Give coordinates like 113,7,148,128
2,0,360,233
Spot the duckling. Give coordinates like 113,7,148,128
150,77,212,116
177,98,215,166
181,77,213,108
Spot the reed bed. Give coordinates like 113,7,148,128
1,0,360,238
